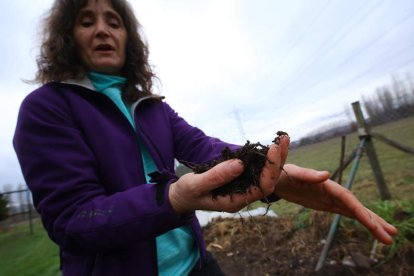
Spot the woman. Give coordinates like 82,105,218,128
13,0,397,275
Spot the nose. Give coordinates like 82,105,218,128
95,19,110,37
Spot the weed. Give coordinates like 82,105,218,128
368,200,414,259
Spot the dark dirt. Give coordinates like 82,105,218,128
192,131,288,197
203,212,414,276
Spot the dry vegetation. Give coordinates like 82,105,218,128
204,212,414,276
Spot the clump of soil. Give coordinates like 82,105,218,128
193,131,288,197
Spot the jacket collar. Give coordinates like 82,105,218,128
60,77,164,105
62,77,96,91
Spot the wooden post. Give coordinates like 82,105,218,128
26,189,34,235
351,101,391,200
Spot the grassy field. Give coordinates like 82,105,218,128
0,220,60,276
0,117,413,275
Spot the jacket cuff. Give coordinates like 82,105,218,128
149,170,195,222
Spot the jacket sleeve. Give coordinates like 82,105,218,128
13,88,194,254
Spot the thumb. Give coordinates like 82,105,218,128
196,159,244,191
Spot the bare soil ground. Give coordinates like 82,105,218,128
203,212,414,276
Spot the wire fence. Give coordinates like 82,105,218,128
0,189,38,235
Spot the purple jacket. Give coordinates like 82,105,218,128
13,81,238,275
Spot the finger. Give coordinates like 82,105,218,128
362,208,398,236
284,164,330,184
260,144,282,195
324,180,397,244
366,208,398,236
365,208,398,236
194,159,244,194
381,217,398,235
278,134,290,167
203,185,266,213
324,180,365,217
361,209,396,245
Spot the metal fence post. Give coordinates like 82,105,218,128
315,138,366,271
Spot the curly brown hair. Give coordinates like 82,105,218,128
35,0,156,102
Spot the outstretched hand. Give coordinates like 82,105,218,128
274,164,398,244
169,136,290,215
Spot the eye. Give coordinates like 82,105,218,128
79,16,94,27
81,21,93,27
108,17,121,28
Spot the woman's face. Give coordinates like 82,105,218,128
73,0,127,75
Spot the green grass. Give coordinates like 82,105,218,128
0,220,60,276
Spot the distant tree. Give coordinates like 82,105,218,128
362,74,414,125
378,87,394,112
363,93,382,123
0,193,9,221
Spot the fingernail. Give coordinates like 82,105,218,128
316,171,325,177
317,171,329,177
229,159,243,170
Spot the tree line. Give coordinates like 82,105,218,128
362,76,414,125
295,74,414,147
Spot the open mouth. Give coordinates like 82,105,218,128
94,44,115,51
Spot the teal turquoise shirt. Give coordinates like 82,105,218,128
88,72,199,275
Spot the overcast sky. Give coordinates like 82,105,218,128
1,0,414,190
